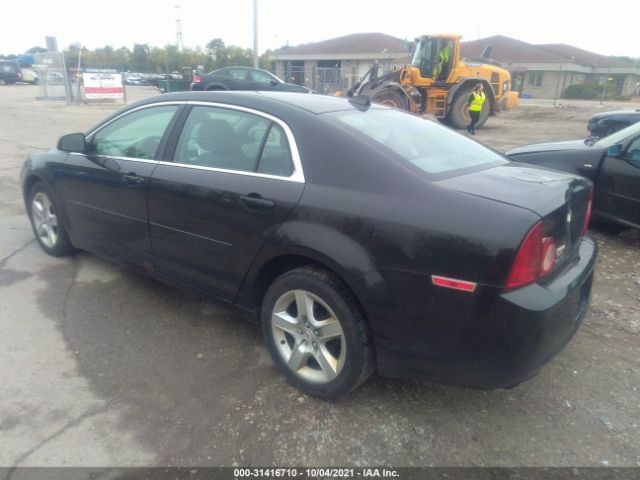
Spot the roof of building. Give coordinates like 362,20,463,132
461,35,565,63
461,35,632,67
273,33,411,56
536,44,630,67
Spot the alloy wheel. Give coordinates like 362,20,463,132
31,191,59,248
270,289,347,383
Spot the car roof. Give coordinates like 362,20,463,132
136,90,387,115
592,109,640,118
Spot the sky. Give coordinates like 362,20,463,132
1,0,639,58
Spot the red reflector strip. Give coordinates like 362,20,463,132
431,275,477,292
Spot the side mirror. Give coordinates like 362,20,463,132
606,144,622,158
57,132,86,153
270,80,279,86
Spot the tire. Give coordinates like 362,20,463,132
28,182,74,257
261,266,374,398
371,88,409,110
447,87,491,130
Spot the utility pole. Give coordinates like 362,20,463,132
175,4,184,51
253,0,259,68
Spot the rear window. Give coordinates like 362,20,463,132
330,109,507,175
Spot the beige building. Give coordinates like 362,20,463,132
270,33,412,93
461,35,640,99
271,32,639,99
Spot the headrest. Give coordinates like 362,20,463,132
196,119,239,153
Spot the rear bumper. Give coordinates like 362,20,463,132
376,235,597,388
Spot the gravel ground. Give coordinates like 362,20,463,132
0,85,638,468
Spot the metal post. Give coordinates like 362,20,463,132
76,47,83,102
253,0,259,68
553,62,563,106
60,51,72,104
600,69,610,105
122,58,127,104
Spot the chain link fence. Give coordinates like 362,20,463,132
32,52,70,101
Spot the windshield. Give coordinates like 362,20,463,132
411,39,436,77
330,109,507,176
594,120,640,148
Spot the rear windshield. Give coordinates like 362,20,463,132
329,109,507,175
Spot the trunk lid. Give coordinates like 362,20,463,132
437,163,592,265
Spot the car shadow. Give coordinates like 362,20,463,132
32,252,583,466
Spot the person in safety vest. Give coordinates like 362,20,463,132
467,83,485,135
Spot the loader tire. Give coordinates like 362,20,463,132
371,88,409,111
447,87,490,130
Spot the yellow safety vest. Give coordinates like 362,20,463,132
469,91,485,112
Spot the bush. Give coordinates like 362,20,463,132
613,94,633,101
563,83,601,99
563,82,619,100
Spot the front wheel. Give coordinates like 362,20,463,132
261,266,374,398
28,182,74,257
371,88,409,110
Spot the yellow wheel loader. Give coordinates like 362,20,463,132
348,34,518,129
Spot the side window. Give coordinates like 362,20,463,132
624,137,640,164
173,106,270,172
256,124,294,177
91,105,178,159
228,69,247,80
251,70,276,84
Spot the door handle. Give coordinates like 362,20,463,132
123,173,145,186
240,193,275,210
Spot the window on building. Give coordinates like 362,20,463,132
528,72,543,87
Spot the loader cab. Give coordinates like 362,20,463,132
412,36,457,82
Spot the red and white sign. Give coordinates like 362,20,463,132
82,72,123,99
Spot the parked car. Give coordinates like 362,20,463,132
124,73,146,86
20,68,38,84
191,66,311,93
0,60,22,84
587,109,640,138
507,121,640,230
21,91,597,398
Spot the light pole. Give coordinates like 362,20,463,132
253,0,259,68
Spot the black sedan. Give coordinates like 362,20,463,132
587,109,640,138
191,66,311,93
507,121,640,230
21,91,596,398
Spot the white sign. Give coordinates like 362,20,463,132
82,72,123,99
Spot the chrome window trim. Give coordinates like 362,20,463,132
68,152,159,165
182,101,304,183
76,100,305,184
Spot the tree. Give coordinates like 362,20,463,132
27,46,47,54
131,43,151,72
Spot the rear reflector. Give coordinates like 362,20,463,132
582,187,594,236
432,275,477,293
193,74,201,83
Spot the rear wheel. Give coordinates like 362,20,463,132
371,88,409,110
447,87,491,130
28,182,74,257
261,266,374,398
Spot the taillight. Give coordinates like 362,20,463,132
582,187,594,236
505,221,556,289
193,74,201,83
